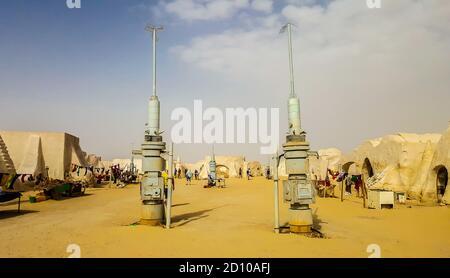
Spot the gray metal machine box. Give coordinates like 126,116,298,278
283,179,315,205
141,175,165,201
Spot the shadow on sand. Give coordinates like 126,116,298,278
171,208,215,227
51,193,94,201
312,207,326,231
172,203,190,208
0,209,38,220
128,204,228,227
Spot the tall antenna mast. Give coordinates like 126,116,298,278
281,23,303,136
145,25,164,97
140,24,168,227
281,23,296,98
145,25,164,136
278,23,315,235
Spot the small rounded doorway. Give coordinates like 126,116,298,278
436,167,448,201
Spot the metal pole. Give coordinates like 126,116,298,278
152,29,157,97
362,175,367,209
166,143,173,229
273,151,280,234
140,25,165,226
146,25,163,97
339,164,344,202
287,23,295,98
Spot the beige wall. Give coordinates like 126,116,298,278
0,131,88,181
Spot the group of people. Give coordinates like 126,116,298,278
174,168,199,181
170,166,258,186
173,168,200,186
237,167,253,180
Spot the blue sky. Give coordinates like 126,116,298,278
1,0,449,163
0,0,185,158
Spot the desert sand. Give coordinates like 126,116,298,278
0,177,449,258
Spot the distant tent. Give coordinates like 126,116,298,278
16,135,46,178
0,131,89,182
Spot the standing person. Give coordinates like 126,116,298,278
162,170,169,197
239,168,243,179
177,168,181,179
194,169,199,180
186,170,193,185
265,167,271,179
111,166,117,184
353,175,362,198
174,168,178,179
345,175,352,196
310,169,318,191
112,165,120,184
247,168,251,180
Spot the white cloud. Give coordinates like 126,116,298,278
161,0,277,21
164,0,250,21
171,0,450,152
173,28,282,75
251,0,274,13
173,0,450,80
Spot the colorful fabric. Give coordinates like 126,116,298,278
336,172,348,182
351,175,362,190
1,174,16,190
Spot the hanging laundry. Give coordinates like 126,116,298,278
337,172,348,182
328,169,339,180
20,174,34,183
345,175,353,194
6,174,20,190
353,175,362,191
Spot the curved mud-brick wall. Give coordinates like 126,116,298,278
182,156,246,179
422,126,450,204
339,132,445,202
408,141,435,200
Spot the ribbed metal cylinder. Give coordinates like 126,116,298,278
147,96,160,136
288,97,302,136
142,141,165,173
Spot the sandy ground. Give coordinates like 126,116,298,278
0,177,449,258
